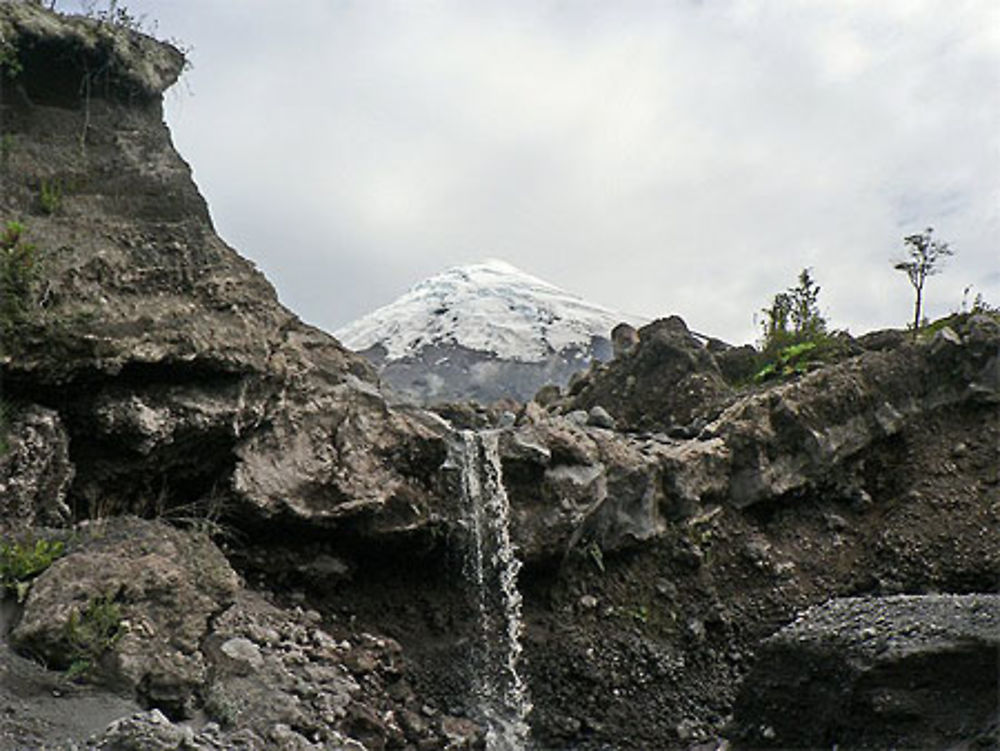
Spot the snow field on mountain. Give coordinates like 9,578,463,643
336,259,640,362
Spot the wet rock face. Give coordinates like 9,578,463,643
567,316,733,432
731,594,1000,750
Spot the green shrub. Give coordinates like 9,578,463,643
64,593,125,680
751,268,845,383
753,341,819,383
0,538,66,602
38,179,62,215
0,39,21,79
0,220,39,344
759,268,827,355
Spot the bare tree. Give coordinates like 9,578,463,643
894,227,953,338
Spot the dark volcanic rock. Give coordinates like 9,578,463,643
566,316,733,432
732,594,1000,750
713,343,758,384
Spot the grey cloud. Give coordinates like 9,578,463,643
57,0,999,344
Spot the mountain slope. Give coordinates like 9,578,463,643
335,259,642,404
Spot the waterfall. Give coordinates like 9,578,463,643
457,429,532,750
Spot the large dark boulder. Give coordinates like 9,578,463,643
731,594,1000,750
566,316,733,432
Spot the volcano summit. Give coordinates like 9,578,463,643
336,259,642,404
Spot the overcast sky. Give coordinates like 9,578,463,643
59,1,999,344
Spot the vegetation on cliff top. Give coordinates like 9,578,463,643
754,268,843,383
894,227,955,339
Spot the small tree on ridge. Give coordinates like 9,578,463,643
894,227,953,338
760,268,826,353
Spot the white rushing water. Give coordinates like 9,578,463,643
458,429,532,751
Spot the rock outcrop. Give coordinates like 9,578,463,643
562,316,733,433
12,517,240,717
493,314,998,566
0,402,74,532
8,517,478,750
0,3,449,544
731,594,1000,749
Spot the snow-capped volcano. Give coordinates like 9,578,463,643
335,259,642,404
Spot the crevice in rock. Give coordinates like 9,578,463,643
13,34,110,109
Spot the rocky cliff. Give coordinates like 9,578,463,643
0,3,450,543
0,6,997,751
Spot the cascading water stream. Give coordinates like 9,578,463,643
457,429,532,750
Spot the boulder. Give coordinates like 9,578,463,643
8,516,477,750
11,517,240,717
731,594,1000,749
611,322,639,358
586,405,615,430
566,316,733,432
713,343,759,385
496,415,679,560
856,328,908,352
